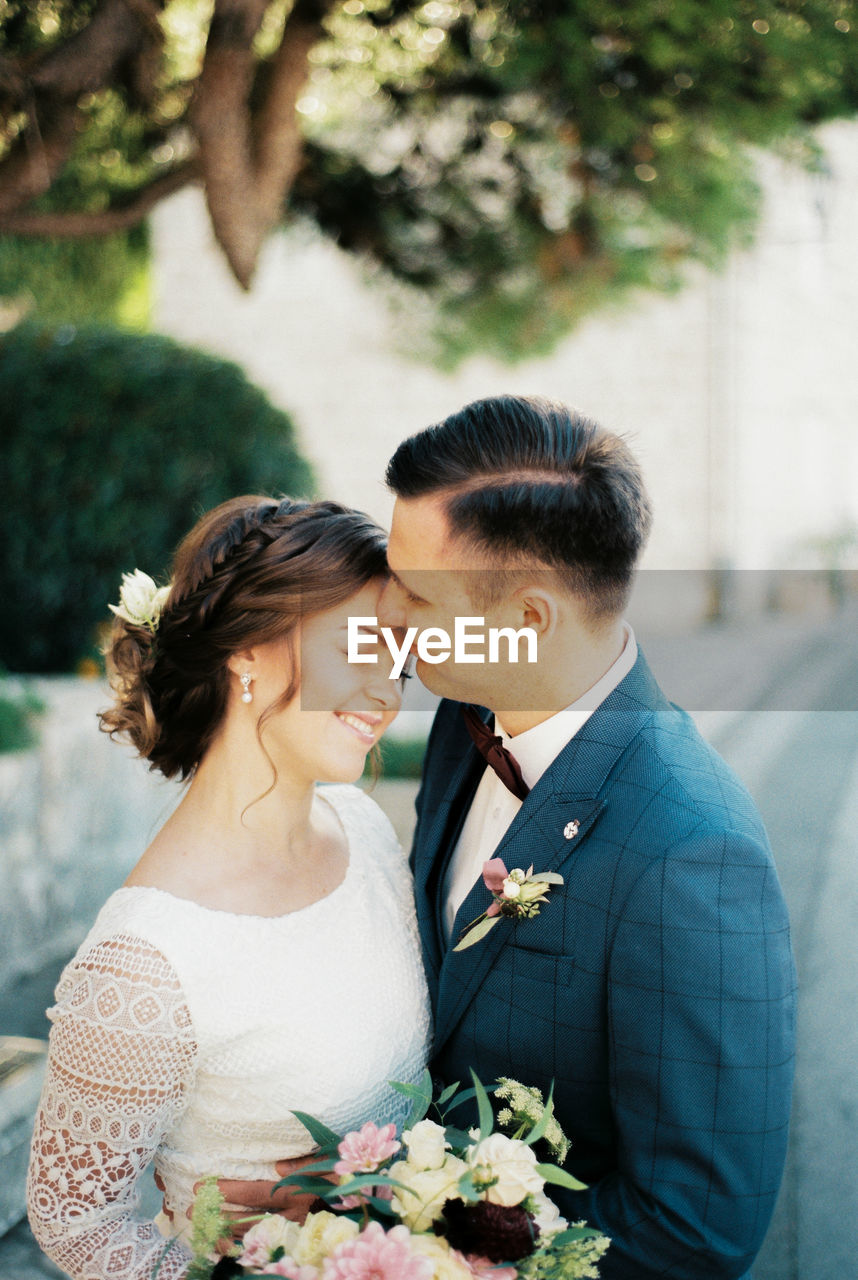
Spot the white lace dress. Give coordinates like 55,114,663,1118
27,785,431,1280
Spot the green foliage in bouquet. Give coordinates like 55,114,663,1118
0,323,314,673
494,1078,571,1165
183,1179,236,1280
184,1072,610,1279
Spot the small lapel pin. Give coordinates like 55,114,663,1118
563,819,580,840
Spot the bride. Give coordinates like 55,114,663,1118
27,495,431,1280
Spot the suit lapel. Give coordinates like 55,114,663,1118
412,739,484,1003
431,650,665,1053
434,790,605,1051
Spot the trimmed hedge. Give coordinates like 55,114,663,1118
0,682,43,753
374,736,428,780
0,323,315,672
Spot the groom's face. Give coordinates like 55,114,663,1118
380,494,510,705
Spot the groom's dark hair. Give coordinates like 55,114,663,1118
386,394,652,617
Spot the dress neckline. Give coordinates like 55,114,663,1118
114,787,355,922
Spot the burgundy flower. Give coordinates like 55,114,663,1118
437,1198,540,1263
211,1258,243,1279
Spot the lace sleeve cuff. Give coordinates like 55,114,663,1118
27,934,199,1280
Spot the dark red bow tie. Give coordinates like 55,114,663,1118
462,705,530,802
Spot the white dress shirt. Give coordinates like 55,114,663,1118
442,624,638,942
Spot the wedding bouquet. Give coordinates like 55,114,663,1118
183,1073,610,1280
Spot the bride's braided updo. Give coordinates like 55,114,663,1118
100,495,388,780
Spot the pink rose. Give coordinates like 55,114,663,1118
334,1122,401,1177
321,1221,432,1280
266,1262,319,1280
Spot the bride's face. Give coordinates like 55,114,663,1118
241,581,402,785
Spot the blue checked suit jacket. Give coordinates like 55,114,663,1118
410,651,796,1279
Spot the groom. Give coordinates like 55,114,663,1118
222,395,796,1277
376,395,796,1278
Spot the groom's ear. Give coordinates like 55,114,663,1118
509,583,559,639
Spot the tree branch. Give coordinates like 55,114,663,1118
28,0,164,102
0,159,198,235
0,101,80,216
191,0,333,288
253,0,333,223
0,0,165,221
190,0,271,288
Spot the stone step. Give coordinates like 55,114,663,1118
0,1036,47,1237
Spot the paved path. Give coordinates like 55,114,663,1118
3,605,856,1279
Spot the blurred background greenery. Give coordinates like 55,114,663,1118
2,1,857,679
1,0,857,358
1,11,857,1274
0,323,314,673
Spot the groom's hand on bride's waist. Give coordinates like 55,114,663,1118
190,1156,336,1237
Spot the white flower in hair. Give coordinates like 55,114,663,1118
109,569,171,634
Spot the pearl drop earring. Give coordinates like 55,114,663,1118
240,673,253,704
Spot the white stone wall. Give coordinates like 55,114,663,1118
152,120,858,572
0,681,426,987
0,681,180,986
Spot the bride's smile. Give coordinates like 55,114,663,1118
217,579,402,793
334,708,385,744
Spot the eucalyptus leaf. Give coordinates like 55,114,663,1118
443,1126,475,1151
522,1082,555,1147
390,1081,429,1102
455,1170,483,1203
470,1069,494,1139
274,1155,337,1180
152,1240,178,1280
290,1111,343,1152
453,913,499,951
272,1174,337,1196
439,1082,497,1114
535,1162,588,1191
392,1068,433,1097
364,1195,400,1218
550,1225,606,1244
333,1173,416,1197
405,1093,432,1129
436,1081,461,1108
391,1068,433,1127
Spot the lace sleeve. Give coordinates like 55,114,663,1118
27,934,199,1280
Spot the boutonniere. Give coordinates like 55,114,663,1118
454,857,564,951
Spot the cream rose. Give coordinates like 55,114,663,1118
466,1133,545,1206
292,1209,359,1266
529,1189,568,1239
389,1156,468,1231
238,1214,301,1269
408,1233,474,1280
402,1120,450,1171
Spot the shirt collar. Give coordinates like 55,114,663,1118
493,624,637,790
